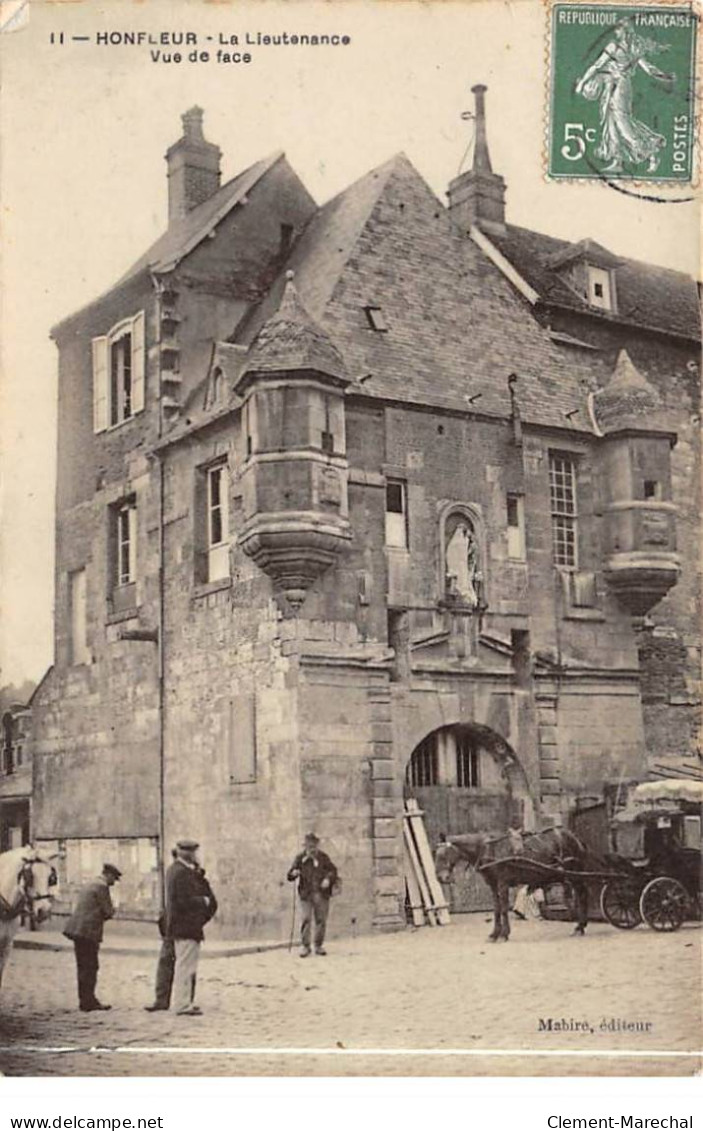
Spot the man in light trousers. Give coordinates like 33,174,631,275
163,839,217,1016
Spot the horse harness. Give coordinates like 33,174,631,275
448,828,580,876
0,859,57,923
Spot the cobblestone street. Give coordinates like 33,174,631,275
0,916,700,1077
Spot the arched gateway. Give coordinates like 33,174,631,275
405,723,533,912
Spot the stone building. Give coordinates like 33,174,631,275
1,702,32,851
30,93,700,935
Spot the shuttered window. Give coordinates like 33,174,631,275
385,480,408,548
93,311,145,432
207,463,230,582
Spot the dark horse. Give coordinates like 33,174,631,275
434,828,591,941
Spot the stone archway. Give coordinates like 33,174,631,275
405,722,533,912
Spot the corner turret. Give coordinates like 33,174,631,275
594,351,680,616
235,274,352,612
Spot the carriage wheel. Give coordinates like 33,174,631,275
639,877,688,932
600,881,642,930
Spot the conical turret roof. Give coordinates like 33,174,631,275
241,273,348,383
593,350,665,435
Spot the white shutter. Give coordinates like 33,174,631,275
92,336,108,433
131,310,145,414
221,464,230,542
128,504,138,582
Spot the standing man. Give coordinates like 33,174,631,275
63,862,121,1011
144,849,177,1013
164,839,217,1016
287,833,338,957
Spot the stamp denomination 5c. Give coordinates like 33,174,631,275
549,4,697,181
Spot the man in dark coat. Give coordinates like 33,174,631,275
63,863,121,1011
144,850,177,1012
164,839,217,1015
287,833,338,957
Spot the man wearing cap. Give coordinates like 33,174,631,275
63,863,121,1011
287,833,338,957
163,839,218,1015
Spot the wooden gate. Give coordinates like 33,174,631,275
412,786,515,912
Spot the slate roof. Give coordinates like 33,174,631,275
240,274,348,385
488,224,701,342
231,155,604,434
115,151,284,286
235,155,400,345
592,349,667,435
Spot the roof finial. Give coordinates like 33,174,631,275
471,84,493,174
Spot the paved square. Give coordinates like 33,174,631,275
0,917,700,1076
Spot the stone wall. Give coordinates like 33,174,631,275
546,314,701,768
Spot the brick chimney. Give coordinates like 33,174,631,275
166,107,222,224
447,85,506,234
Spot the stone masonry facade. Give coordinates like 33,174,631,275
27,99,700,937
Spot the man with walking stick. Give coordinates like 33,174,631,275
287,833,338,957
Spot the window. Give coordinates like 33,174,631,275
2,714,14,776
321,393,335,453
93,311,145,433
407,735,438,787
117,504,136,584
456,733,480,787
364,305,388,332
549,453,578,568
644,479,661,500
69,568,89,665
111,500,137,611
587,266,614,312
206,463,230,582
211,367,224,406
506,493,526,559
385,479,408,548
243,397,255,457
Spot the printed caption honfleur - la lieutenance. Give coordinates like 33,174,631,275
48,28,353,66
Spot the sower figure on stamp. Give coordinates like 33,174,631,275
63,862,121,1011
164,839,218,1016
287,833,338,957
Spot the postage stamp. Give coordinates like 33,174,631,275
548,3,698,181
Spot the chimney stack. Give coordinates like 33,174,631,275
447,84,506,234
166,107,222,224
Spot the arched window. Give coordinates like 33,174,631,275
406,727,484,789
211,367,224,405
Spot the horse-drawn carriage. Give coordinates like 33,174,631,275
599,778,703,933
433,777,702,941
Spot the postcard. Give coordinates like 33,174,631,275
0,0,700,1080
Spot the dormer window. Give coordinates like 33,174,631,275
587,266,615,312
364,305,388,332
93,311,145,432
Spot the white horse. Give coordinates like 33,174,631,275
0,846,58,988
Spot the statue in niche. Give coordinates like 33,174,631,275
445,516,482,608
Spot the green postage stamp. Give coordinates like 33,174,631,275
549,4,698,180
